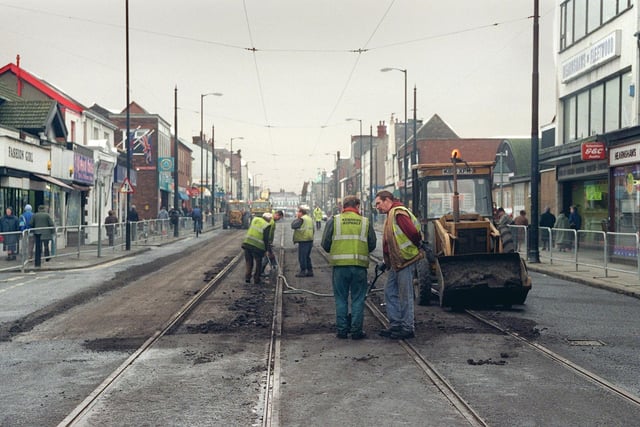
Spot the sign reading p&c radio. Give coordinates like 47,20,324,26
581,142,606,161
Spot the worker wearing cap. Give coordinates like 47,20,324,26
241,212,273,285
322,195,376,340
291,204,314,277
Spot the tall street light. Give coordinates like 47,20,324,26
381,67,407,205
230,136,244,199
200,92,223,210
346,118,363,202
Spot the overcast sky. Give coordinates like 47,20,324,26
0,0,557,193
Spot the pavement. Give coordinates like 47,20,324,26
2,228,639,300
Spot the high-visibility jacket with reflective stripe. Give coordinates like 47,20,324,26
243,217,270,251
329,211,370,268
390,206,420,260
293,215,314,242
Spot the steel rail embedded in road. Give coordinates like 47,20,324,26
466,309,640,409
364,284,488,427
58,240,243,427
262,228,287,427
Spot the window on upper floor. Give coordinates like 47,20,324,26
562,70,632,144
559,0,632,51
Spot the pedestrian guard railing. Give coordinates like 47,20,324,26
508,224,639,279
0,216,220,273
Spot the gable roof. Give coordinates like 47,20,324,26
0,81,22,103
0,63,85,113
417,114,459,139
417,138,502,164
0,99,67,139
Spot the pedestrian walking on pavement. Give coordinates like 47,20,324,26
29,205,55,267
291,204,314,277
104,210,119,246
321,195,376,340
242,212,273,285
19,204,35,259
374,190,423,340
0,207,20,260
539,207,556,251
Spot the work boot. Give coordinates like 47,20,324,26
295,270,307,277
305,269,314,277
351,331,367,340
388,329,415,340
378,326,402,337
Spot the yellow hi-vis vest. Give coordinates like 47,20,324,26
329,211,370,268
243,217,270,251
313,208,323,221
293,215,314,242
390,206,421,260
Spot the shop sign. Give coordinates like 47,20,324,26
609,143,640,167
581,142,606,161
561,31,620,82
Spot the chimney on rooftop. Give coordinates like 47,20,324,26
377,121,387,138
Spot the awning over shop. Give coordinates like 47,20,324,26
71,183,92,191
178,191,190,200
32,173,74,191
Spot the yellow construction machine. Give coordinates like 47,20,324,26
415,150,531,309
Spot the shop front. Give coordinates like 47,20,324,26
609,143,640,259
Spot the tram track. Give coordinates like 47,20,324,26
59,232,245,426
49,225,640,426
465,308,640,408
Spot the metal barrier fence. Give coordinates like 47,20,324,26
510,224,639,279
0,216,218,273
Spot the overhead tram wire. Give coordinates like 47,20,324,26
0,4,553,56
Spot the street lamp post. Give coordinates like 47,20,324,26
496,151,508,208
211,124,216,225
369,125,374,221
346,118,363,203
381,67,407,205
200,92,222,210
230,136,244,199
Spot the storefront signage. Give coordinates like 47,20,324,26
0,141,50,172
73,153,95,184
609,143,640,166
581,142,606,161
561,31,620,83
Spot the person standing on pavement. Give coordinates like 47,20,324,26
158,206,169,235
242,212,273,284
0,207,20,260
30,205,55,267
374,190,423,340
554,210,571,252
128,204,140,241
104,210,119,246
19,204,35,259
313,206,323,230
569,205,582,231
169,206,180,233
291,204,314,277
513,210,528,251
539,207,556,251
321,195,376,340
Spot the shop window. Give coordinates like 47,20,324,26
576,91,589,139
621,72,633,128
590,85,603,135
604,78,620,132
